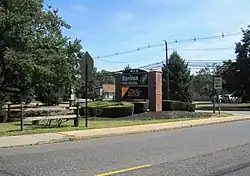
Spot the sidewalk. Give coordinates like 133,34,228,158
1,115,249,148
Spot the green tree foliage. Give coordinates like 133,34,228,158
162,51,193,102
0,0,81,105
235,26,250,101
76,67,115,101
215,60,236,94
96,69,115,85
193,65,216,97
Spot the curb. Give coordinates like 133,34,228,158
1,116,249,148
64,117,250,141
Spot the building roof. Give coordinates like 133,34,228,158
102,84,115,93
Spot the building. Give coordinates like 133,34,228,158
102,84,115,100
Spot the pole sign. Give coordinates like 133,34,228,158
121,69,148,100
80,51,94,81
214,77,222,90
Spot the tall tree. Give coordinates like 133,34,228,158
235,26,250,101
162,51,193,102
0,0,81,105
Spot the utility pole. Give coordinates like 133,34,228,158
164,40,170,100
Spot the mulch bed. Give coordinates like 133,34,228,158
92,111,213,121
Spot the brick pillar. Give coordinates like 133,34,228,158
115,73,122,102
148,71,162,111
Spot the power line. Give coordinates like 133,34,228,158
168,46,234,51
93,31,241,61
95,46,236,64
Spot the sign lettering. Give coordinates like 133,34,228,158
121,69,148,100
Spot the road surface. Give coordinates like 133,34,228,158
1,120,250,175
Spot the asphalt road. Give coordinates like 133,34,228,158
1,121,250,176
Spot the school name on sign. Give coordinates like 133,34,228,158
121,69,148,86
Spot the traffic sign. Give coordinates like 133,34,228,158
80,51,94,81
214,77,222,90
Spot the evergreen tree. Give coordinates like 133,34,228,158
162,51,193,102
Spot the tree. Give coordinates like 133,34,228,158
124,64,131,71
235,26,250,101
96,70,115,85
76,67,115,101
162,51,193,102
0,0,81,105
215,60,237,95
193,65,215,98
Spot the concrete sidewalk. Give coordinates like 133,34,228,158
1,115,249,148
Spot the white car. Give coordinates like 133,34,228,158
223,94,238,103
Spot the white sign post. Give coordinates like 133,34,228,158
213,77,222,115
214,77,222,90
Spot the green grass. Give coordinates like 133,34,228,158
0,111,233,137
0,118,205,137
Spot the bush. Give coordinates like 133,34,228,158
162,100,195,112
83,101,115,117
101,102,134,118
132,101,149,114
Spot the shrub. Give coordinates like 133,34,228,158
132,101,149,114
101,102,134,118
162,100,195,112
82,101,115,117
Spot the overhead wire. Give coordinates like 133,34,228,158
93,31,241,63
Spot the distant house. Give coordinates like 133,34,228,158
102,84,115,100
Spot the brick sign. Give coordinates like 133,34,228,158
121,69,148,100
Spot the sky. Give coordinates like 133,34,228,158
48,0,250,73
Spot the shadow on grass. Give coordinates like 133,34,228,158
12,123,73,128
0,123,74,134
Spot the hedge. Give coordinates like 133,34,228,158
132,101,149,114
80,101,135,117
162,100,196,112
101,102,134,117
80,101,114,117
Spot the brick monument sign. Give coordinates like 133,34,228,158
115,69,162,112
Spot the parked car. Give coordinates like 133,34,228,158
223,94,238,103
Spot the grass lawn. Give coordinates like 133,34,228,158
0,118,207,137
